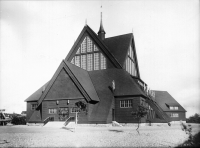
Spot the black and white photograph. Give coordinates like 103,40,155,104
0,0,199,147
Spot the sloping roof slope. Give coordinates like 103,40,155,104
87,69,147,122
65,61,100,103
25,81,49,102
88,69,146,97
103,33,132,66
154,91,186,112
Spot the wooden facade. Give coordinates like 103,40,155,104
25,20,186,124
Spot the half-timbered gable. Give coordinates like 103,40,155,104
70,35,107,71
65,26,122,70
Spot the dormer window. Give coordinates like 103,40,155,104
169,106,179,110
71,36,107,71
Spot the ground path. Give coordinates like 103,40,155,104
0,124,199,147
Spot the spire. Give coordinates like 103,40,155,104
98,7,106,40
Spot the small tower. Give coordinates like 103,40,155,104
98,12,106,40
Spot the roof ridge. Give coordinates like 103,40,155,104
153,90,168,92
105,33,132,40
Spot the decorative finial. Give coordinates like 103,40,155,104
85,19,87,26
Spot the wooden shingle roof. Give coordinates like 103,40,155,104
154,91,186,112
88,69,146,97
104,33,132,66
24,81,49,102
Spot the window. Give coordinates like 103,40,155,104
100,53,106,69
125,45,137,76
87,37,92,52
170,113,179,117
49,108,57,114
94,53,99,70
76,48,80,54
31,104,37,110
120,100,132,108
71,107,80,113
81,55,86,70
71,57,74,64
75,56,80,67
81,37,86,53
170,106,179,110
94,45,99,51
71,36,107,71
87,54,93,71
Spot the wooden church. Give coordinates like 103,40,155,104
25,13,186,124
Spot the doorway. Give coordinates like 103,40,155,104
112,109,115,121
58,107,69,121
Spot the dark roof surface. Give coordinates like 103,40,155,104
154,91,186,112
24,81,49,102
65,61,100,102
88,69,146,97
104,33,132,66
25,66,146,102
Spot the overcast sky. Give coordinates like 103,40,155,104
0,0,199,118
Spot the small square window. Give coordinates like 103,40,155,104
49,108,57,114
120,100,132,108
31,104,37,110
71,107,80,113
175,106,178,110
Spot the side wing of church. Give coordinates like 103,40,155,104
25,15,186,124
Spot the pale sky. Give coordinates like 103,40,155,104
0,0,199,118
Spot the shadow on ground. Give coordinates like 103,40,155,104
61,127,75,132
176,131,200,147
108,129,123,133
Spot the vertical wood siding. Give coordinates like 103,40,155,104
26,101,37,122
115,97,141,123
42,99,88,122
165,111,186,121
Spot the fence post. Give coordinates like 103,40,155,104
75,112,77,124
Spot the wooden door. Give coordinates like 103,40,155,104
58,107,69,121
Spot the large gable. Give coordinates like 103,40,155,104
104,34,140,78
44,68,84,100
65,25,122,69
36,60,100,107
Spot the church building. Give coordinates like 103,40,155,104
25,13,186,124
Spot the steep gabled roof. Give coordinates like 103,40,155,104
104,33,141,78
154,91,186,112
65,25,122,69
103,33,132,66
65,61,99,103
24,81,49,102
34,60,100,107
